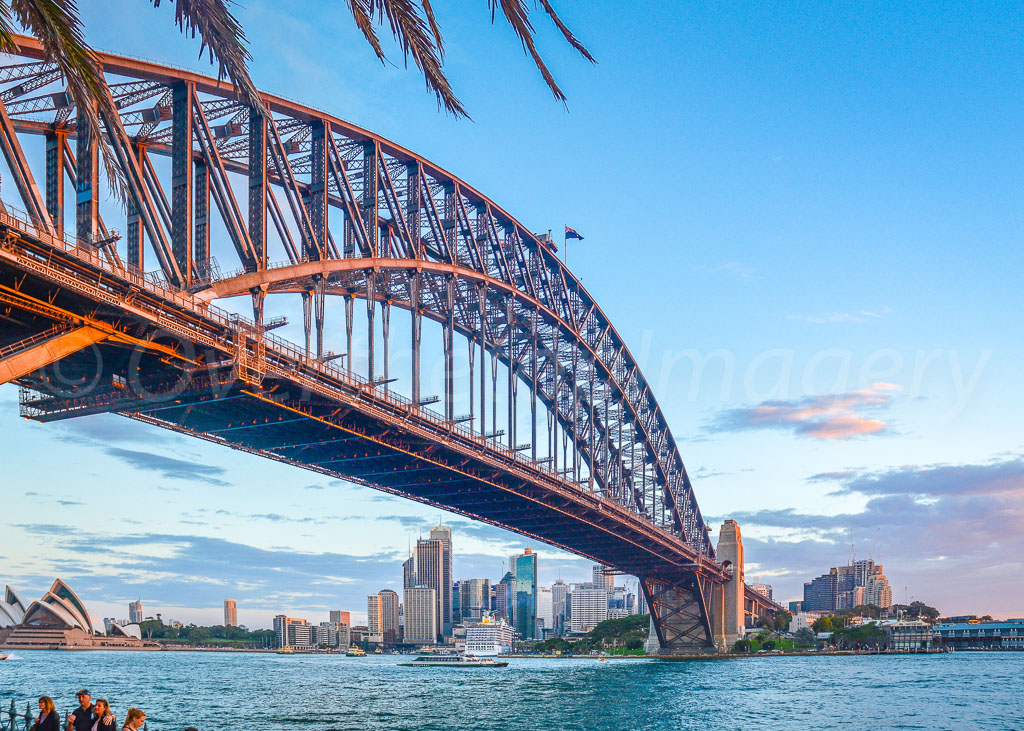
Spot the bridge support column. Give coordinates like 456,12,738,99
717,519,745,647
641,576,716,654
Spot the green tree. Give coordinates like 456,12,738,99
732,639,752,653
812,616,834,633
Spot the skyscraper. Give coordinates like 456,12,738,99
367,590,400,645
223,599,238,627
592,564,615,592
429,524,453,635
459,579,492,623
329,610,351,626
402,555,417,591
536,587,553,638
273,615,307,648
568,585,608,632
551,579,568,635
404,586,437,645
414,536,444,640
494,571,515,623
128,599,143,624
512,548,537,642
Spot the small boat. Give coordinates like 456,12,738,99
399,654,508,668
346,647,367,657
0,653,8,661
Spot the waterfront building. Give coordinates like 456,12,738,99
288,623,313,648
465,613,516,656
404,586,438,645
414,536,445,638
329,610,351,626
513,548,538,641
273,615,308,648
128,599,143,624
1,580,144,650
878,620,933,651
934,618,1024,650
568,585,609,632
807,560,893,612
367,590,400,645
317,621,348,647
349,625,368,645
223,599,238,627
459,579,492,623
430,524,454,635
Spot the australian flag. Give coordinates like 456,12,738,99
565,225,584,241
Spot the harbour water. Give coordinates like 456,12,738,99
2,650,1022,730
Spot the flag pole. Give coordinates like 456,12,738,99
563,225,568,268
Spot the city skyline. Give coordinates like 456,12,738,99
1,1,1021,621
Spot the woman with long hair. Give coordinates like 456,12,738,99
30,696,59,731
121,708,145,730
90,699,117,730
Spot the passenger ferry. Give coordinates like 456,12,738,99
399,654,508,668
346,646,367,657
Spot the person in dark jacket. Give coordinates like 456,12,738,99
31,696,60,731
66,689,94,731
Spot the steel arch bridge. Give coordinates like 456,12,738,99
0,37,779,651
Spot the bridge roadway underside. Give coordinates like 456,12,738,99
0,249,723,603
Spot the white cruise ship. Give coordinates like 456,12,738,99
464,613,516,656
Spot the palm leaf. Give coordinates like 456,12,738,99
149,0,260,112
491,0,565,103
0,4,21,52
9,0,127,201
536,0,595,64
349,0,466,117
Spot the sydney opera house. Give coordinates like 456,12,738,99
0,580,145,649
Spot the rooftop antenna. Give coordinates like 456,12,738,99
871,528,879,562
849,529,855,565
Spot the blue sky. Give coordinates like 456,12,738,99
1,1,1022,626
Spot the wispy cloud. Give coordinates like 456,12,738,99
696,261,757,282
104,447,231,486
714,455,1024,614
709,383,899,439
786,306,893,324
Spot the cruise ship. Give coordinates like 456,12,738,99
464,613,516,657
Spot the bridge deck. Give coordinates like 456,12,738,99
0,209,726,586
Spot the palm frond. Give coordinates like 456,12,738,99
419,0,443,58
491,0,565,103
346,0,388,62
536,0,595,64
150,0,260,112
0,4,21,53
10,0,126,201
376,0,465,117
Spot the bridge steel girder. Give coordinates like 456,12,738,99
642,576,719,654
0,325,109,385
0,35,720,569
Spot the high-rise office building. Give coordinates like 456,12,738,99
803,569,839,611
404,586,437,645
459,579,492,623
536,587,553,639
329,610,351,626
223,599,238,627
592,564,615,592
551,579,568,635
494,572,515,623
367,590,400,645
568,586,608,632
402,555,417,591
429,525,453,635
128,599,143,624
414,536,445,639
512,548,538,642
